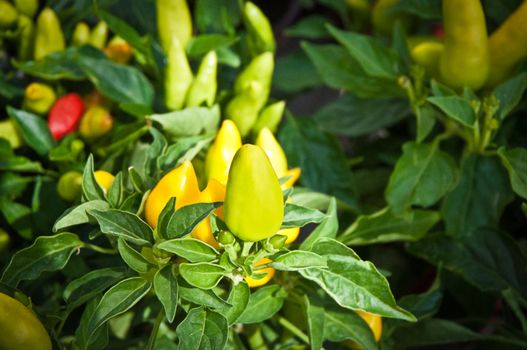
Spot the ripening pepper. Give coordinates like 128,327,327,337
57,170,83,202
48,93,85,140
0,293,52,350
165,37,193,111
156,0,192,53
34,7,65,60
226,82,263,137
243,2,275,54
0,0,18,30
252,100,285,136
255,128,301,244
439,0,489,90
224,145,284,242
486,1,527,87
18,14,35,60
410,41,444,79
234,52,274,109
79,105,113,140
0,119,22,149
71,22,90,47
185,51,218,107
23,82,56,115
205,119,242,185
104,36,133,64
14,0,38,18
94,170,115,193
89,21,109,49
245,257,275,288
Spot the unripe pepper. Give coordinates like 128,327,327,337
252,100,285,136
411,41,444,79
439,0,489,90
0,228,10,252
224,145,284,242
0,119,22,149
165,37,193,111
226,82,263,137
79,105,113,140
243,2,275,54
486,1,527,87
57,170,83,202
14,0,38,18
234,52,274,109
94,170,115,193
245,257,275,288
185,51,218,107
48,93,85,140
205,120,242,185
372,0,412,35
0,0,18,30
18,14,35,61
88,21,109,49
71,22,90,47
34,7,65,60
156,0,192,53
104,36,133,64
0,293,52,350
23,82,56,115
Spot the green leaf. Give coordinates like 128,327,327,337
78,56,154,106
166,202,222,239
327,25,399,80
222,282,250,325
15,47,88,80
442,155,513,237
493,72,527,121
302,43,401,98
89,209,154,245
76,298,109,350
415,103,437,143
391,0,442,19
53,200,110,232
324,307,378,350
305,296,325,350
279,117,358,209
157,238,219,263
385,142,457,213
281,203,326,228
64,267,127,309
314,95,410,137
1,232,84,287
117,238,154,273
107,172,124,208
271,251,327,271
176,307,228,350
179,262,225,289
497,147,527,199
398,274,443,320
7,106,55,156
237,285,288,324
273,50,323,94
82,155,106,201
154,266,178,323
156,197,176,240
285,15,332,39
427,96,476,127
178,280,231,310
85,277,151,340
301,198,339,250
340,207,440,245
149,106,220,138
187,34,238,57
408,229,527,297
300,238,415,321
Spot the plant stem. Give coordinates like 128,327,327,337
146,309,165,350
241,241,254,257
277,316,310,344
84,243,117,255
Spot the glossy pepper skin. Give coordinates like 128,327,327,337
48,93,85,140
94,170,115,193
89,21,109,49
104,36,133,64
439,0,489,90
356,310,382,342
72,22,90,46
411,41,444,80
486,1,527,87
79,105,113,140
34,7,65,60
234,52,274,108
224,145,284,242
205,120,242,185
156,0,192,53
245,257,275,288
0,119,22,149
0,0,18,30
57,170,83,202
185,51,218,107
252,100,285,136
165,37,193,111
0,293,52,350
23,83,56,115
243,2,275,54
226,81,263,137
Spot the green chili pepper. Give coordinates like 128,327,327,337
34,7,65,60
14,0,38,18
165,37,193,111
234,52,274,110
156,0,192,53
226,81,263,137
17,14,34,61
72,22,90,47
252,100,285,135
185,51,218,107
0,0,18,30
243,1,275,54
89,21,108,49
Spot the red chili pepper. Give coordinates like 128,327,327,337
48,93,85,140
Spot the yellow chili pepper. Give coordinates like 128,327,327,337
94,170,115,193
205,120,242,185
23,82,56,115
191,179,226,248
104,36,133,64
34,7,65,60
356,310,383,342
79,106,113,141
245,257,275,288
